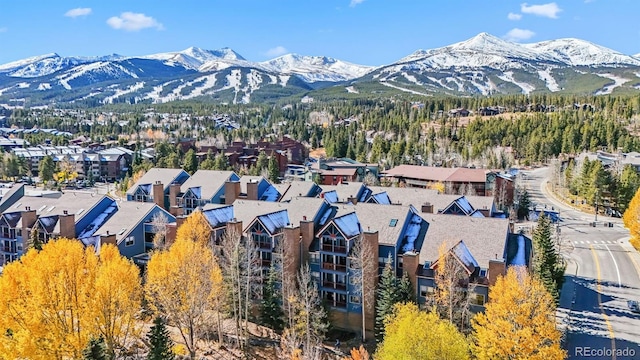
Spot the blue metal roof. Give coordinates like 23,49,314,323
202,206,234,228
260,185,281,202
189,186,202,199
307,183,323,197
470,210,485,218
358,187,372,202
77,201,118,239
510,234,527,266
452,240,479,269
318,206,333,226
455,196,474,214
334,212,361,238
323,190,338,203
39,216,59,233
371,192,391,205
258,210,290,233
401,212,423,253
139,184,151,195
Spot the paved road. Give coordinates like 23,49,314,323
523,167,640,359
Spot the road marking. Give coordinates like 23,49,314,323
604,244,622,288
585,240,590,244
625,244,640,282
590,245,617,356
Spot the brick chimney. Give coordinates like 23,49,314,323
421,202,434,213
169,206,184,218
152,181,164,209
169,183,181,208
361,230,379,339
224,181,240,204
59,210,76,239
347,195,358,205
227,218,243,238
402,251,420,294
176,215,187,230
100,231,117,246
165,223,177,246
488,259,506,287
299,218,315,263
283,225,302,281
21,207,38,241
247,180,259,201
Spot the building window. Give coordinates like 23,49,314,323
378,256,392,268
479,268,487,277
474,294,486,306
420,285,435,298
310,252,320,264
349,295,361,304
311,271,320,282
125,236,135,247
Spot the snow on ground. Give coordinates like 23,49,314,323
268,74,278,85
402,72,421,85
279,75,290,87
379,80,432,96
102,82,145,104
0,87,12,96
594,73,630,95
537,69,560,92
497,71,535,94
183,74,217,100
17,82,30,88
144,84,168,103
226,69,243,104
57,62,138,90
345,86,359,94
37,83,51,90
445,76,465,92
469,78,496,95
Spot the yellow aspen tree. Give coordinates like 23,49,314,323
0,239,97,360
146,238,223,360
375,302,470,360
623,187,640,250
342,345,370,360
91,244,143,359
176,210,212,246
471,267,566,360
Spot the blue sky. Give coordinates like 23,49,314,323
0,0,637,66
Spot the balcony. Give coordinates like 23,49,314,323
321,262,347,272
321,244,347,254
322,280,347,291
257,241,272,250
261,259,272,267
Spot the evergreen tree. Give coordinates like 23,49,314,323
268,154,280,184
397,271,414,303
531,215,564,303
146,316,175,360
213,153,229,171
260,265,284,331
27,228,43,251
183,149,198,174
375,260,399,342
255,151,269,174
82,336,108,360
38,155,55,183
517,190,531,220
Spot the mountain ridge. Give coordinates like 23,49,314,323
2,32,640,105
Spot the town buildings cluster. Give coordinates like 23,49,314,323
0,164,528,334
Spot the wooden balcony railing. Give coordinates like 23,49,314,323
321,244,347,253
322,281,347,291
321,262,347,272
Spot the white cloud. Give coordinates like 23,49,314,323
0,27,7,33
265,46,288,57
349,0,365,7
107,12,164,31
507,12,522,20
504,28,536,42
64,7,92,18
520,2,562,19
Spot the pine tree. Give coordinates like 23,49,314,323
517,190,531,220
82,336,108,360
397,271,414,303
260,265,284,331
531,215,564,303
146,316,175,360
183,149,198,174
28,228,42,251
268,154,280,184
375,260,398,342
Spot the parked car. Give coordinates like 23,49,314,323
628,300,640,313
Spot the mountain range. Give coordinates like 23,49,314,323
1,32,640,106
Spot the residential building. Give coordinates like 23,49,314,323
382,164,497,196
126,168,190,210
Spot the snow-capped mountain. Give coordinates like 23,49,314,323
2,32,640,106
260,54,373,82
365,33,640,96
